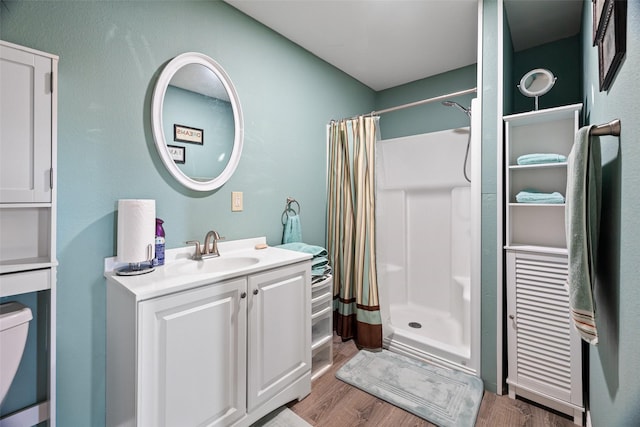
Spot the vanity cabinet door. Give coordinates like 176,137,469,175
247,263,311,411
138,277,247,427
0,43,53,203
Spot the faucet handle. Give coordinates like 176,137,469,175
186,240,202,260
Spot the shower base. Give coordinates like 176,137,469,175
384,304,472,374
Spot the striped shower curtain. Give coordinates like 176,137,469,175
327,116,382,350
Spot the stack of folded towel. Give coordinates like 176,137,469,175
515,189,565,204
276,242,332,283
517,153,567,165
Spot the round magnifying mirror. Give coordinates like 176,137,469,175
518,68,556,97
151,52,243,191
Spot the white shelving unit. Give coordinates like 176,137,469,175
0,40,58,426
503,103,584,425
310,275,332,380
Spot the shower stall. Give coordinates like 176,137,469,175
376,98,480,375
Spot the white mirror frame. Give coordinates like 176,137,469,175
151,52,244,191
518,68,556,97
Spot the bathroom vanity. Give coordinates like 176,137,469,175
105,238,312,427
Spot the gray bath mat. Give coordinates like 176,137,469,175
336,349,483,427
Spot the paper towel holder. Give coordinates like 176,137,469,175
116,244,155,276
116,199,157,276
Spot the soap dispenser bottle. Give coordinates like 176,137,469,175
154,218,165,266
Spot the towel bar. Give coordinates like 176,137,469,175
590,119,621,136
281,197,301,224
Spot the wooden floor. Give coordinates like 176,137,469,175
290,334,576,427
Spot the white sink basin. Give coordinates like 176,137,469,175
167,256,260,275
106,237,314,300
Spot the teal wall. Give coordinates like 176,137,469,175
374,64,477,140
581,0,640,425
510,35,582,114
0,1,374,424
502,7,513,115
480,0,499,393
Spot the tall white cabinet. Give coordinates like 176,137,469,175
0,40,58,426
503,103,584,424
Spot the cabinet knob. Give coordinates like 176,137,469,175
509,314,515,320
240,292,247,299
253,289,259,295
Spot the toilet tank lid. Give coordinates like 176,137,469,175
0,302,33,331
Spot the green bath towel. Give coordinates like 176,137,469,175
565,125,601,345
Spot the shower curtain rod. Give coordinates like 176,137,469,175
370,87,477,116
330,87,477,123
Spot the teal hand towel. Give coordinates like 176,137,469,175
312,264,332,277
312,256,328,269
282,214,302,244
517,153,567,165
515,190,565,204
565,125,601,345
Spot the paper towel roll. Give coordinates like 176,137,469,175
117,199,156,264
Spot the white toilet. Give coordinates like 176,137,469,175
0,302,32,404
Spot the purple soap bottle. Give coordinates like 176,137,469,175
154,218,165,266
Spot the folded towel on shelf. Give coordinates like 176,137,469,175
565,125,602,345
276,242,331,277
517,153,567,165
312,264,333,278
277,242,327,257
282,214,302,244
515,190,565,204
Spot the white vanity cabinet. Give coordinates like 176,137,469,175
138,277,248,427
247,265,311,411
106,251,311,427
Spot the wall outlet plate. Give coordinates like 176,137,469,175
231,191,243,212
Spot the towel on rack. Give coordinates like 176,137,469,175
515,190,565,204
517,153,567,165
282,214,302,244
565,125,602,345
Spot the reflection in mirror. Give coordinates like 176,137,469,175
151,53,243,191
164,64,234,181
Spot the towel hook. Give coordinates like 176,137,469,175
281,197,301,225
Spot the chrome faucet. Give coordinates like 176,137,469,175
187,230,225,261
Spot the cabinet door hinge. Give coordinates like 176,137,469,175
50,72,54,94
50,168,54,189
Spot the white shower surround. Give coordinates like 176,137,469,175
377,109,480,376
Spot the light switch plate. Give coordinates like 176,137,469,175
231,191,243,212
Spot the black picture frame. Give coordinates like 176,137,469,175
592,0,610,46
174,124,204,145
598,0,626,92
167,144,186,164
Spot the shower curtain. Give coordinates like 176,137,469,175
327,116,382,350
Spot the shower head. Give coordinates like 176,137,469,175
442,100,471,117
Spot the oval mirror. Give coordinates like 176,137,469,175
151,52,243,191
518,68,556,97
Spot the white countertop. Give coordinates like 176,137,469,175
104,237,311,301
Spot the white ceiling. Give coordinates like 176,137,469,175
225,0,583,91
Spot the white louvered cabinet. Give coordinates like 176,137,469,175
506,250,583,423
503,104,584,425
